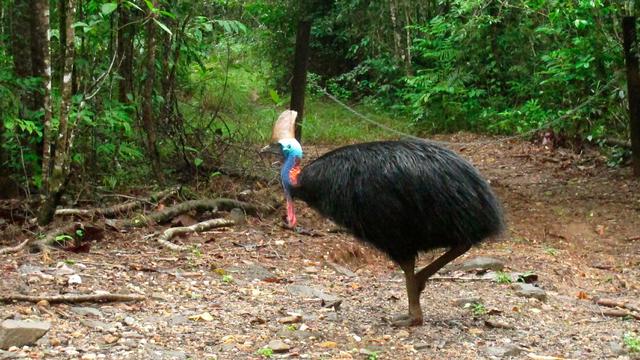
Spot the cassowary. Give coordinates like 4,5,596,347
262,110,504,326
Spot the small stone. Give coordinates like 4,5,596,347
36,300,50,308
459,257,505,272
103,335,119,344
53,263,75,276
609,341,627,355
325,313,339,322
453,297,482,307
68,274,82,285
0,319,51,350
512,283,547,301
414,343,430,350
318,341,337,348
70,307,102,318
396,330,410,338
267,340,290,353
81,353,97,360
124,317,137,327
484,319,515,330
287,285,340,302
303,266,319,273
485,344,521,357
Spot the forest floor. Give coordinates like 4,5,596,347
1,134,640,360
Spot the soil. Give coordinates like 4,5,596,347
1,134,639,360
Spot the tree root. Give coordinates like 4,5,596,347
125,198,263,228
157,218,235,251
55,186,180,218
0,239,30,255
0,293,145,304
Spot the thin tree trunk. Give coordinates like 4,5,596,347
141,2,164,182
290,20,311,141
389,0,403,64
38,0,77,225
622,16,640,177
114,6,134,168
39,0,53,195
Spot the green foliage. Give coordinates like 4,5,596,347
495,271,513,284
256,347,273,358
470,302,487,316
625,332,640,353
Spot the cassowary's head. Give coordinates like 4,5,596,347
261,110,303,228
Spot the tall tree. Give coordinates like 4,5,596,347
141,0,164,182
623,15,640,176
38,0,76,225
290,20,311,141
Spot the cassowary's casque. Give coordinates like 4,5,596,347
262,110,504,326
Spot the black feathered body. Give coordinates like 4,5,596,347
291,140,504,263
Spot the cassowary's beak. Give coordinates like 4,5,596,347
260,143,280,155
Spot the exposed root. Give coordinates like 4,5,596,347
125,198,263,228
0,293,145,304
0,238,30,255
157,218,236,251
55,186,180,218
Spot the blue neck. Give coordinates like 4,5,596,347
281,154,300,198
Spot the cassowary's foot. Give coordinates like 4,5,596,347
390,313,423,327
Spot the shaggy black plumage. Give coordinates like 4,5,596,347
292,140,504,264
266,124,505,326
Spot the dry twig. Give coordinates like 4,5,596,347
0,293,145,304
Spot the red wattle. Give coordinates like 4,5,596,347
286,199,297,228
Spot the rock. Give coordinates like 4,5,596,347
52,263,75,276
414,343,430,350
453,297,482,307
267,339,290,353
459,257,505,272
485,344,521,357
81,353,97,360
327,262,357,277
396,330,410,338
145,345,188,360
70,307,102,318
232,264,275,281
80,319,117,332
229,208,246,225
0,319,51,350
287,285,340,302
68,274,82,285
512,283,547,301
609,341,627,355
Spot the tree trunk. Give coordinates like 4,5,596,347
38,0,53,195
290,20,311,141
141,2,164,182
38,0,76,225
623,16,640,177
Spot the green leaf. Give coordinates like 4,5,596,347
153,18,172,36
194,158,203,167
268,89,281,104
160,10,176,19
101,3,118,16
125,1,143,11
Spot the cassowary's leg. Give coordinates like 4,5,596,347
415,244,471,286
392,257,423,326
392,244,471,327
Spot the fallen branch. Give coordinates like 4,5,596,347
55,186,180,218
157,218,235,251
596,307,640,320
0,238,30,255
0,293,145,304
594,297,640,313
126,198,263,227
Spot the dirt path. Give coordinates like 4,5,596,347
1,135,639,359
